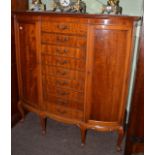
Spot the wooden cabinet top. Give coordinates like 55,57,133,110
13,11,140,21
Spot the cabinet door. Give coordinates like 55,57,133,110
86,25,133,124
15,18,41,109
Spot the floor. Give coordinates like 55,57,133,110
11,113,143,155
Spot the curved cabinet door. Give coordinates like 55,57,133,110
15,16,41,109
86,25,134,125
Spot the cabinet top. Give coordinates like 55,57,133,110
13,10,140,21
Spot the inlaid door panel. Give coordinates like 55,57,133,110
16,21,40,108
88,25,133,123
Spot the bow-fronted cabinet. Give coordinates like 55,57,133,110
14,12,139,150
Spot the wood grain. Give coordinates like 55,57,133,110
14,12,139,149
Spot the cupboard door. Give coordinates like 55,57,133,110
15,19,40,108
87,25,133,124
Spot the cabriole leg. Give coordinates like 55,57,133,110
40,116,46,135
117,127,124,151
18,101,25,122
80,124,87,146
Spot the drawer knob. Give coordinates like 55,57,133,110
56,36,69,42
56,70,68,76
56,99,68,105
56,108,67,114
56,60,68,65
19,26,23,30
57,91,69,96
56,80,68,86
57,25,69,30
56,49,69,54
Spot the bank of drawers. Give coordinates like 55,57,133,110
41,21,87,120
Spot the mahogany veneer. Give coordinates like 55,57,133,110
14,11,139,150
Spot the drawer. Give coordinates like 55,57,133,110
45,86,84,102
42,55,85,71
43,76,85,92
44,94,84,111
42,33,86,47
42,66,85,81
41,22,87,35
46,103,84,120
42,44,86,59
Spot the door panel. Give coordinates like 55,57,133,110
89,26,132,123
18,22,39,108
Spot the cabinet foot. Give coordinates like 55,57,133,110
80,124,87,146
18,101,25,122
117,127,124,151
40,116,46,135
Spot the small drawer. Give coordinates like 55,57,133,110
43,76,85,92
54,89,84,102
42,33,86,47
46,103,84,120
44,95,84,111
42,66,85,81
41,22,87,35
42,55,85,71
42,44,86,59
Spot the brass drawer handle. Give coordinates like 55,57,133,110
57,25,69,30
56,49,69,54
56,60,68,65
56,80,68,86
56,36,69,42
56,70,68,76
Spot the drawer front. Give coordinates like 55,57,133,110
46,104,84,120
44,87,84,102
42,44,86,59
44,94,84,111
42,66,85,81
43,76,85,92
42,33,86,47
42,55,85,71
41,22,87,35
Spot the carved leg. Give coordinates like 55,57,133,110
117,127,124,151
18,101,25,122
80,124,87,146
40,116,46,135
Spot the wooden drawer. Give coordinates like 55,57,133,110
41,22,87,35
44,94,84,111
42,33,87,47
42,66,85,81
42,44,86,59
42,55,85,71
44,87,84,102
43,76,85,92
46,103,84,120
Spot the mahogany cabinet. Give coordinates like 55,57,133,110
14,12,139,150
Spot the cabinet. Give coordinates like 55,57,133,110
14,12,139,150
